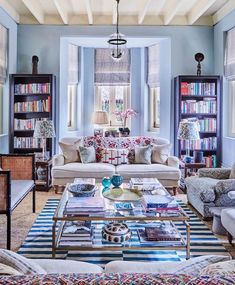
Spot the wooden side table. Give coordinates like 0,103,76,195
183,162,206,178
35,158,52,191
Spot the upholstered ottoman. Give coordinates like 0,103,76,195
221,208,235,244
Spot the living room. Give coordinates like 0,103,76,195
0,0,235,283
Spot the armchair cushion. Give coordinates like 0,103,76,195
230,163,235,179
11,180,34,209
198,168,231,179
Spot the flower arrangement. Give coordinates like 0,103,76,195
114,108,137,128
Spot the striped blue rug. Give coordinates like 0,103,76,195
18,199,229,266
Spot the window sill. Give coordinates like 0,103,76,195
0,133,8,138
224,136,235,141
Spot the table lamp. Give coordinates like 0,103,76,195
92,111,108,136
177,120,200,163
34,120,55,160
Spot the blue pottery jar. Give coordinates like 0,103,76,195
111,174,123,187
102,177,112,188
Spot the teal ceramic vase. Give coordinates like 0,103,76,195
102,177,111,188
111,174,123,187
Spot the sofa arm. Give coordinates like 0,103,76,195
167,156,179,168
198,168,231,179
52,154,65,167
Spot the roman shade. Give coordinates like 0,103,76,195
68,44,79,84
0,24,8,84
225,27,235,78
95,48,130,85
147,44,160,87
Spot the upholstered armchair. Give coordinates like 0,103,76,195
0,154,35,249
185,164,235,219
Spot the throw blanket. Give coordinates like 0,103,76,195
0,273,235,285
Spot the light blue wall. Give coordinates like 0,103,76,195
214,9,235,167
17,25,214,143
0,7,17,153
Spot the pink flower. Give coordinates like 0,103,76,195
114,108,137,127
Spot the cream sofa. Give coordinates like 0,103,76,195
52,136,181,193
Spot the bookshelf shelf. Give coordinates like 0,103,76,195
174,75,222,167
9,74,56,158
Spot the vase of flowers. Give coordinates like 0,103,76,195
114,108,137,136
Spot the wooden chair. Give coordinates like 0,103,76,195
0,154,35,249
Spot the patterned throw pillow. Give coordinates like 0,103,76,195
134,145,152,164
200,260,235,276
151,144,171,164
59,140,82,164
101,149,128,165
79,146,96,163
0,249,47,275
127,148,135,164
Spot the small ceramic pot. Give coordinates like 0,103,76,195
111,174,123,187
102,177,112,188
102,222,131,243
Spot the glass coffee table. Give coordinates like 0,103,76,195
52,182,190,259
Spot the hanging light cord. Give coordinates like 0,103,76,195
116,0,119,35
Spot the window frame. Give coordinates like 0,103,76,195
149,86,160,132
67,84,78,131
227,78,235,138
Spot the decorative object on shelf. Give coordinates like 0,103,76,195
102,177,112,188
92,110,108,136
68,183,96,197
34,120,55,160
194,150,204,163
36,165,47,181
102,222,131,243
177,120,200,163
108,0,127,61
114,108,137,136
32,55,39,74
194,53,204,76
111,174,123,187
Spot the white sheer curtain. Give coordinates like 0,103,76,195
147,44,160,87
68,44,79,84
0,24,8,84
229,81,235,136
225,27,235,78
95,48,130,85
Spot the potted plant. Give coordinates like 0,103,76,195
114,108,137,136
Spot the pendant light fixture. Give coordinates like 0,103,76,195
108,0,127,61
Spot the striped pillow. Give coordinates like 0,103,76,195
101,148,128,165
0,249,47,275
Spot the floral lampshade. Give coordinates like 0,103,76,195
177,120,200,140
34,120,55,138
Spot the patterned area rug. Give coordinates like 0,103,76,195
17,199,229,266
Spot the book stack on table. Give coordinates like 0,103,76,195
60,221,93,247
64,197,105,216
142,194,179,212
130,178,163,191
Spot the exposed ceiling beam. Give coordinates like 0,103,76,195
138,0,152,25
213,0,235,24
53,0,68,24
84,0,93,25
188,0,216,25
112,4,117,25
164,0,185,25
21,0,44,24
0,0,20,23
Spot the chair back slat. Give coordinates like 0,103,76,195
0,172,9,212
0,155,34,180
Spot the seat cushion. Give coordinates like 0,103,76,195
116,164,181,180
34,259,103,274
52,163,115,179
221,208,235,237
11,180,34,209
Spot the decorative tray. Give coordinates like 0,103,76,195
102,187,142,201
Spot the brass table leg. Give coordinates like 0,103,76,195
185,221,190,260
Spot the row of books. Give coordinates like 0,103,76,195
60,221,92,247
205,155,217,168
14,99,50,113
14,83,51,94
14,137,43,148
181,82,216,96
14,118,47,131
198,118,216,132
181,100,217,114
180,137,217,150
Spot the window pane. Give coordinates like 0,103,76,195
228,80,235,137
67,84,77,130
149,87,160,131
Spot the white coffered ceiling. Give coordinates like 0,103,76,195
1,0,234,26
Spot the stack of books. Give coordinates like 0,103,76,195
130,178,163,191
138,223,182,245
142,194,179,212
64,196,105,216
60,221,92,247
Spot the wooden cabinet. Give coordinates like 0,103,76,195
9,74,56,158
174,75,222,167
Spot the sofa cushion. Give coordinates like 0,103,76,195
134,145,152,164
79,146,96,163
200,260,235,276
52,162,115,179
116,164,181,180
11,180,34,209
105,255,230,276
221,208,235,237
101,148,128,165
230,163,235,179
151,143,171,164
34,259,103,274
59,140,82,164
0,249,47,275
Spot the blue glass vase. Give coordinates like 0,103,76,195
102,177,111,188
111,174,123,187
